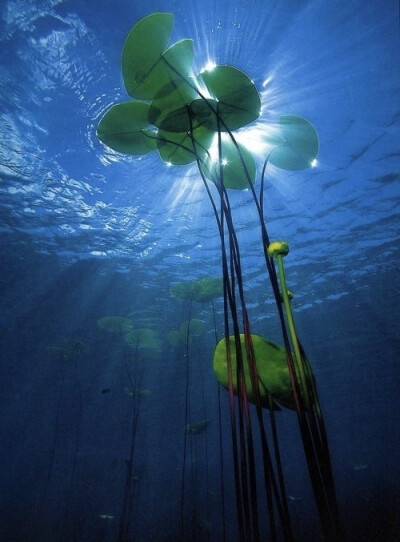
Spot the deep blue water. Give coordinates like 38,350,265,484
0,1,399,541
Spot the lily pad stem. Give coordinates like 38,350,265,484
268,242,311,411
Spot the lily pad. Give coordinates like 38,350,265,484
170,277,223,302
97,102,157,155
185,420,210,434
123,20,194,101
125,328,160,350
149,77,199,132
122,12,174,99
97,316,133,333
269,115,319,170
202,138,256,190
213,333,296,410
47,338,86,360
197,66,261,131
189,98,219,129
167,329,186,347
157,125,214,165
180,318,205,337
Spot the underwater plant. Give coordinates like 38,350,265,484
213,333,297,410
124,327,161,351
41,338,86,542
185,419,210,434
97,12,343,542
97,316,152,541
168,318,205,347
170,277,223,303
97,315,133,333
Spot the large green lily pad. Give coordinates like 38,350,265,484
157,125,214,165
122,12,174,99
269,115,319,170
213,333,296,410
202,138,256,190
97,102,157,155
196,66,261,131
149,77,198,132
123,11,194,101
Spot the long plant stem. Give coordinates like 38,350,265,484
162,53,343,541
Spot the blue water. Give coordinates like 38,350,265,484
0,1,399,541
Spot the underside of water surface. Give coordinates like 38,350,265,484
0,1,399,541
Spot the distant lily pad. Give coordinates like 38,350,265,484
97,316,133,333
170,277,223,302
180,318,205,337
47,338,86,360
167,329,186,347
125,328,160,350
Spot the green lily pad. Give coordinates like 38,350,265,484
122,12,174,99
157,125,214,165
97,102,157,155
180,318,205,337
202,138,256,190
149,77,199,132
151,39,194,98
125,328,160,350
213,333,296,410
123,17,194,101
269,115,319,170
167,329,186,347
47,338,87,360
197,66,261,131
170,277,222,302
154,106,193,133
189,98,219,129
97,316,133,333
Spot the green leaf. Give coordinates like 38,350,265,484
123,17,194,100
213,334,296,410
180,318,205,337
269,115,319,170
149,77,198,132
170,277,223,301
198,66,261,131
122,13,174,99
125,328,160,350
202,138,256,190
167,329,186,347
97,102,157,155
189,98,219,130
157,125,214,165
148,39,194,99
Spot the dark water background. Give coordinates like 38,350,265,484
0,1,399,541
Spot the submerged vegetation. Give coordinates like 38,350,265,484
97,12,343,542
